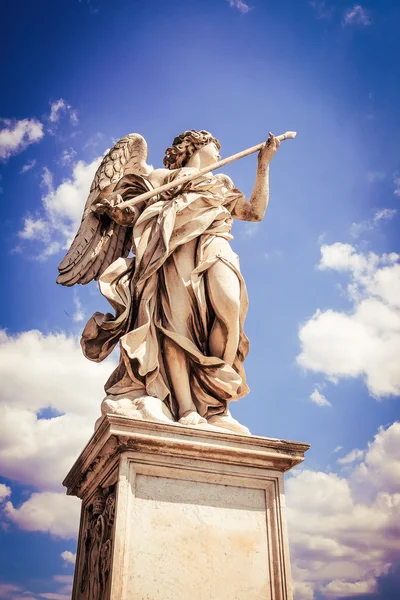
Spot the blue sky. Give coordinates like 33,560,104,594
0,0,399,598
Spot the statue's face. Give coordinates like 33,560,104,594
196,142,220,166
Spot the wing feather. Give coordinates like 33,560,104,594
57,133,153,286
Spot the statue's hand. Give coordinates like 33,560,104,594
93,194,136,226
258,132,281,166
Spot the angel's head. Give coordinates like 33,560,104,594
163,130,221,170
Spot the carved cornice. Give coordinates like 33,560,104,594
64,415,310,498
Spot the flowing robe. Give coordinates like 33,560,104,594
81,170,250,419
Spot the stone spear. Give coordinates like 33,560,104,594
115,131,297,211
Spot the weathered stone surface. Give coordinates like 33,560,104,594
65,416,309,600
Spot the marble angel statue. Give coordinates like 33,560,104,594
57,129,284,435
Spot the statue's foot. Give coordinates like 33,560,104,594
95,395,175,430
178,410,207,426
207,413,251,435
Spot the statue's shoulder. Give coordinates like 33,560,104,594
215,173,235,190
147,167,200,187
147,168,170,188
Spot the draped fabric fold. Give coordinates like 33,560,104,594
81,170,250,419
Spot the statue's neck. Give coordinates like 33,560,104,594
185,154,213,174
185,153,201,169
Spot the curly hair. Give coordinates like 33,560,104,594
163,130,221,170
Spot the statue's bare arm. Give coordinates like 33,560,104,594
232,134,280,222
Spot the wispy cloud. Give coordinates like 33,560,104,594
0,583,21,596
240,222,260,239
309,0,334,20
337,448,364,464
394,175,400,197
310,388,332,407
264,249,283,261
60,148,77,167
72,292,85,323
343,5,371,27
49,99,78,125
226,0,250,14
0,118,44,160
350,207,397,238
20,159,37,174
367,171,385,183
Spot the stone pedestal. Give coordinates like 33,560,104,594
64,416,309,600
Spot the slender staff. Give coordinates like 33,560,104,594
115,131,297,211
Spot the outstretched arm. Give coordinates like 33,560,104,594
233,133,280,222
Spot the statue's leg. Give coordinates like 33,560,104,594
206,260,250,434
163,337,206,426
162,241,207,426
207,260,240,367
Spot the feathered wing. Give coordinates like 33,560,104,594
57,133,153,286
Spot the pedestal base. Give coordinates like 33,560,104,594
64,416,309,600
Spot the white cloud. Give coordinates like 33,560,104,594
18,217,51,243
337,448,364,464
319,578,377,597
21,159,37,174
0,329,114,540
332,445,343,454
0,329,115,491
4,492,80,539
0,584,21,596
226,0,250,14
343,4,371,26
0,483,11,501
352,421,400,500
350,207,397,238
287,421,400,599
310,389,332,407
18,156,102,258
49,99,78,126
61,550,76,565
0,118,44,160
297,243,400,398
